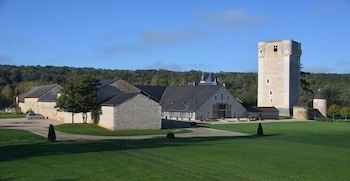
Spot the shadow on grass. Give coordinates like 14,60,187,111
0,177,17,181
0,135,269,162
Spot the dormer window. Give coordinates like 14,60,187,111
273,45,278,52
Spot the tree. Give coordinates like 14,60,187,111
56,78,82,123
48,124,56,142
340,107,350,120
257,123,264,136
0,94,12,110
56,75,99,123
1,85,15,108
328,104,341,121
77,75,99,123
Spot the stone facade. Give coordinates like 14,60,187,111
100,94,161,130
161,87,247,121
18,97,94,123
293,106,311,120
258,40,302,117
196,88,247,120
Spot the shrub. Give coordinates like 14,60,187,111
48,124,56,142
166,132,175,139
257,123,264,136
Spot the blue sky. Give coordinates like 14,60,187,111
0,0,349,73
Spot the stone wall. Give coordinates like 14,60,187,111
113,94,161,130
56,111,93,124
293,106,311,120
196,88,247,120
37,102,58,120
19,97,93,124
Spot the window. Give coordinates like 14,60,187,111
273,45,278,52
215,96,217,100
267,79,270,84
270,90,272,95
221,94,224,101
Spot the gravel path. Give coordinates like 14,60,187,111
0,118,248,141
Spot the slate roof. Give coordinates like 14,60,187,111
160,85,221,112
111,79,140,93
101,93,138,106
135,85,167,102
97,79,142,106
18,79,143,106
96,83,123,104
18,84,60,102
38,85,62,102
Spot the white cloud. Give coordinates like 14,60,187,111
141,30,203,46
143,61,209,71
204,9,264,27
0,54,13,64
102,9,263,55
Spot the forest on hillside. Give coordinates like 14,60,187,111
0,65,349,114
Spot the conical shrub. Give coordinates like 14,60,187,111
48,124,56,142
166,132,175,139
257,123,264,136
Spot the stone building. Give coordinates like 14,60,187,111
17,80,162,130
258,40,302,117
137,75,247,121
17,84,61,120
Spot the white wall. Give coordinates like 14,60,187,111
37,102,58,120
99,106,115,130
162,112,195,121
57,111,93,124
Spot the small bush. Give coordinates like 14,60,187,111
166,132,175,139
48,124,56,142
257,123,264,136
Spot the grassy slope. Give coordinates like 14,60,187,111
0,122,350,181
0,112,25,119
55,123,191,136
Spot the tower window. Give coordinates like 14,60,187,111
273,45,278,52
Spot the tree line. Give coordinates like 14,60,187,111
0,64,349,116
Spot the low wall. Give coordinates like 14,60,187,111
57,111,94,124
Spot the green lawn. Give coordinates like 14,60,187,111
1,121,350,181
55,123,191,136
0,112,25,119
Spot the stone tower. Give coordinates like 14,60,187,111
257,40,302,117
